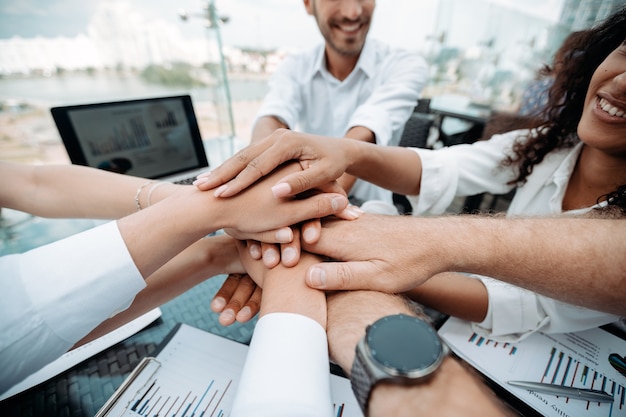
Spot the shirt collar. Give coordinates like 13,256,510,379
306,38,375,82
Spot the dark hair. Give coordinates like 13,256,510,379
503,6,626,213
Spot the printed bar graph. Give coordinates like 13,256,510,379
468,332,518,355
97,324,364,417
439,317,626,417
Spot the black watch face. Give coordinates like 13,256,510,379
366,314,443,377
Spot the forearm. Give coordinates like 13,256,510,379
74,235,242,347
345,140,423,195
405,272,489,323
427,216,626,316
1,162,180,219
368,359,516,417
251,116,288,143
116,187,227,278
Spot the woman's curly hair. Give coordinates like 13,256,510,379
502,6,626,214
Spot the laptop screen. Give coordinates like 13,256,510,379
51,95,208,179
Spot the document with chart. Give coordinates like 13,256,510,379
439,317,626,417
96,323,362,417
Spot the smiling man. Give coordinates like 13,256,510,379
250,0,428,207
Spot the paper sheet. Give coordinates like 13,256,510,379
97,323,362,417
439,317,626,417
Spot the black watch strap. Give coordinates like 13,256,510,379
350,346,374,415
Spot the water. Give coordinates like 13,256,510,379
0,72,269,107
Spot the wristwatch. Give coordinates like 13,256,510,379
350,314,448,414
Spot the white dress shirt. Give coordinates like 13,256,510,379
407,130,621,341
230,313,333,417
0,221,146,394
256,38,428,204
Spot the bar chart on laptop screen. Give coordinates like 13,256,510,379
439,318,626,417
89,116,152,156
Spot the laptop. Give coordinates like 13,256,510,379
51,95,209,184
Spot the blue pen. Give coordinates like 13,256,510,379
507,380,614,403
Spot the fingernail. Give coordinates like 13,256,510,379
196,171,212,179
331,196,345,211
275,228,293,243
263,248,279,265
282,247,297,264
221,309,235,322
308,267,326,288
303,227,317,243
237,306,252,320
343,207,362,219
213,184,228,197
212,297,226,311
192,177,209,186
249,243,261,259
350,204,365,214
271,182,291,198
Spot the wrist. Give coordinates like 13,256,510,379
260,256,327,328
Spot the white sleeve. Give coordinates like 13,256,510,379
230,313,333,417
406,131,522,215
348,51,428,146
472,276,621,342
254,54,303,129
0,221,146,393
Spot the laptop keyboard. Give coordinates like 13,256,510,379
173,176,197,185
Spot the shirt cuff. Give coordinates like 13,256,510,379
231,312,333,417
406,147,459,215
20,221,146,345
472,276,549,342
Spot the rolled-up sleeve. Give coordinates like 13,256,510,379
0,221,146,393
231,313,333,417
406,131,521,215
472,276,620,342
348,51,428,146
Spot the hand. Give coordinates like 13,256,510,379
302,214,444,292
236,240,327,326
211,273,262,326
194,130,351,198
217,161,352,234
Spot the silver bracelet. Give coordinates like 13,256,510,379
147,182,167,207
134,180,154,211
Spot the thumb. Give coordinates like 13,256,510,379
306,261,380,291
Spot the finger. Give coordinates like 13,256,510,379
301,219,321,244
276,193,349,226
193,140,277,192
261,242,280,268
235,286,262,323
225,226,294,244
248,240,262,260
269,163,346,198
211,273,245,313
335,204,365,221
280,227,301,267
305,261,387,291
218,274,258,326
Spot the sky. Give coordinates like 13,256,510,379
0,0,565,51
